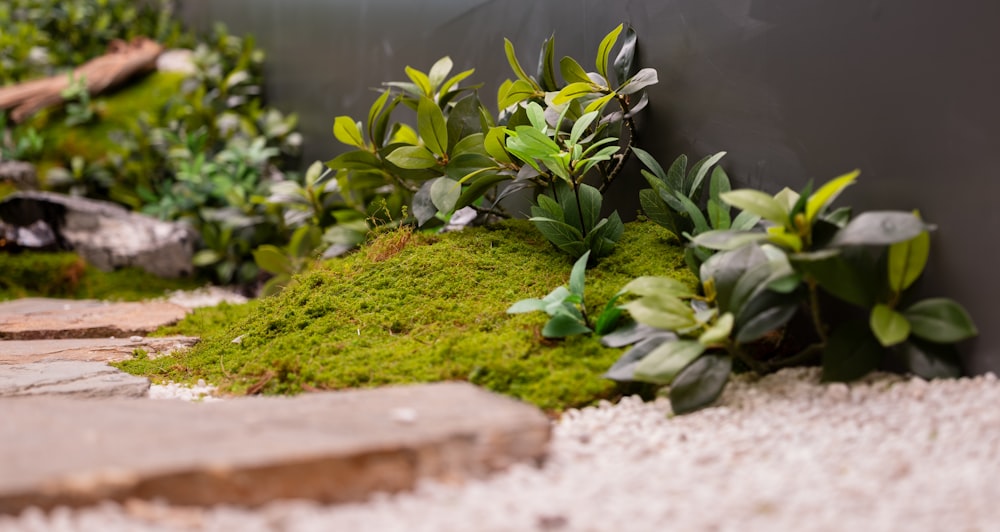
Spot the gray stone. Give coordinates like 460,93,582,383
0,191,196,278
0,160,38,190
0,336,199,364
0,360,150,398
0,382,551,514
0,298,189,340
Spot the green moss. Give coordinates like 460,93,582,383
0,251,204,301
152,301,259,338
117,220,696,411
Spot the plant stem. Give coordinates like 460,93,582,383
807,279,828,343
729,344,766,374
762,343,825,372
598,93,636,194
572,182,589,233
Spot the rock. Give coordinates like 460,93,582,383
0,382,551,514
0,191,196,278
0,160,38,190
0,336,199,364
156,49,197,75
0,360,150,398
0,298,189,340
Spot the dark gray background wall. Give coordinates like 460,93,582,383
178,0,999,373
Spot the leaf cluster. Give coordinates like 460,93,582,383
609,171,977,414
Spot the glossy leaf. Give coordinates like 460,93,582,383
333,116,366,149
686,152,727,198
325,150,382,171
596,23,624,82
507,298,548,314
537,34,558,92
365,90,392,143
584,93,617,114
417,97,448,157
699,312,734,346
386,145,438,169
543,312,591,338
790,249,878,308
430,177,461,214
870,304,911,347
560,56,592,84
446,95,484,153
553,82,598,105
427,56,453,91
690,230,769,251
634,339,706,385
720,189,788,225
411,180,438,226
669,353,732,415
569,251,590,296
623,276,695,298
570,111,599,146
498,79,537,109
439,68,475,96
618,67,658,95
889,339,962,379
822,319,884,382
253,245,293,276
504,38,536,87
904,298,978,343
639,189,678,235
603,333,678,381
888,229,930,294
734,297,798,343
830,211,929,247
405,65,433,96
484,127,512,164
633,147,668,182
624,295,697,331
805,170,858,223
613,24,638,83
530,217,588,257
595,294,625,335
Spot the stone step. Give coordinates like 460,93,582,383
0,336,198,364
0,382,551,515
0,298,188,340
0,360,150,398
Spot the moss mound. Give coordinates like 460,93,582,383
0,251,204,301
118,220,695,410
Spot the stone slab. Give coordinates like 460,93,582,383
0,360,150,398
0,382,551,514
0,298,189,340
0,336,199,364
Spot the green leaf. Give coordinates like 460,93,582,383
639,189,678,234
673,191,710,235
553,82,598,105
439,68,475,96
385,145,438,169
889,339,962,379
669,353,732,415
634,340,706,385
623,276,695,298
904,298,978,343
504,38,538,88
690,229,769,251
417,97,448,157
686,152,726,198
427,56,453,91
822,319,883,382
499,79,537,109
452,133,487,157
446,95,484,153
805,169,858,223
633,147,667,182
596,23,624,83
569,251,591,296
584,93,617,114
830,211,929,247
560,56,592,84
333,116,366,149
870,304,911,347
405,65,433,96
789,248,878,308
709,166,731,201
570,111,599,146
530,217,587,257
507,298,548,314
734,296,798,343
624,295,697,331
430,177,461,214
888,229,930,294
595,293,625,335
366,90,392,144
666,155,687,192
730,210,762,231
253,245,294,276
543,312,591,338
699,313,734,346
484,127,512,163
575,183,603,234
533,194,564,220
192,249,222,267
325,150,382,171
537,34,558,92
720,189,789,225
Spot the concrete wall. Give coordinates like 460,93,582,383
178,0,1000,373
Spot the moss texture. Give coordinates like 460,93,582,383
0,251,203,301
118,220,695,411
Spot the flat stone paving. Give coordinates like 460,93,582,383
0,297,553,517
0,382,551,515
0,298,188,340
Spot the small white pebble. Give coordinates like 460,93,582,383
231,335,244,344
390,408,418,424
128,335,144,342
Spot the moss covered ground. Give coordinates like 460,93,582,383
117,220,696,411
0,252,204,301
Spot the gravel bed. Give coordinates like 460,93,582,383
4,368,1000,531
147,380,220,402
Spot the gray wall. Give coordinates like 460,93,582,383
178,0,1000,373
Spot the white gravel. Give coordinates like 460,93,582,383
5,368,1000,531
147,380,220,402
163,286,248,310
